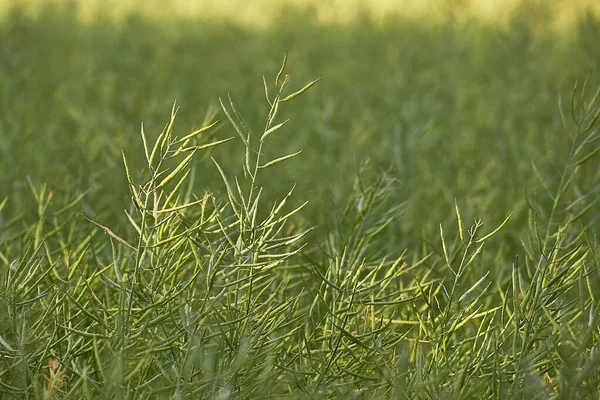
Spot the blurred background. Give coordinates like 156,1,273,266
4,0,599,28
1,0,599,251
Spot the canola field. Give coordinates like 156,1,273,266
0,1,599,398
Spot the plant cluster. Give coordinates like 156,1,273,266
1,51,599,398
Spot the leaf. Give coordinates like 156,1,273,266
150,102,178,166
219,97,249,147
531,160,551,195
583,105,600,133
67,245,89,280
453,306,502,331
156,150,196,189
268,97,280,126
440,224,452,271
263,75,272,106
121,150,134,187
275,50,288,89
211,158,241,216
174,137,233,156
259,150,302,169
576,146,600,165
455,199,464,243
140,122,150,165
476,213,514,243
81,214,135,249
571,80,579,127
261,119,289,141
151,197,206,214
228,94,254,139
281,78,321,102
0,333,15,352
459,272,490,302
566,198,599,226
174,120,219,145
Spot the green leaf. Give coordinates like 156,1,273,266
440,224,452,272
453,306,502,331
156,150,196,189
455,199,464,243
459,272,490,302
150,102,179,166
263,75,272,106
228,94,254,139
476,213,513,243
566,198,599,226
576,146,600,165
261,119,289,141
0,333,15,352
140,122,150,165
174,137,233,156
259,150,302,169
219,97,249,147
211,158,241,216
174,120,219,145
268,97,280,126
281,78,321,102
275,50,288,89
121,150,134,187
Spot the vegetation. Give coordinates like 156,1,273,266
0,2,599,398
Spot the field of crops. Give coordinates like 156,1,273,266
1,1,600,398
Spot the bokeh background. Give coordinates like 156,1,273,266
1,0,599,250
